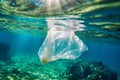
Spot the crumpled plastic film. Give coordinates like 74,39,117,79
38,18,88,63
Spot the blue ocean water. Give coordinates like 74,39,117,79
81,41,120,74
0,0,120,80
0,18,120,72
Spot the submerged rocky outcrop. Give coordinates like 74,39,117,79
64,61,118,80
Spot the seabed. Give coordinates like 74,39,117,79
0,56,118,80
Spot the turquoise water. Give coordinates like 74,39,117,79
0,0,120,80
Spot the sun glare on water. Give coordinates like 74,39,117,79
39,0,86,14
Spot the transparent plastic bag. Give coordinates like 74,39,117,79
38,18,88,63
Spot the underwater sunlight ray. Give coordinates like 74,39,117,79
39,0,86,14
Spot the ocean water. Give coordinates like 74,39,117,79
0,0,120,80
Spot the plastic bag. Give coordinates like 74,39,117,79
38,18,88,63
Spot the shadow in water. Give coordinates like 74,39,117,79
0,43,11,61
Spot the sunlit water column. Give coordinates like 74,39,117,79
33,0,87,14
38,17,88,63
